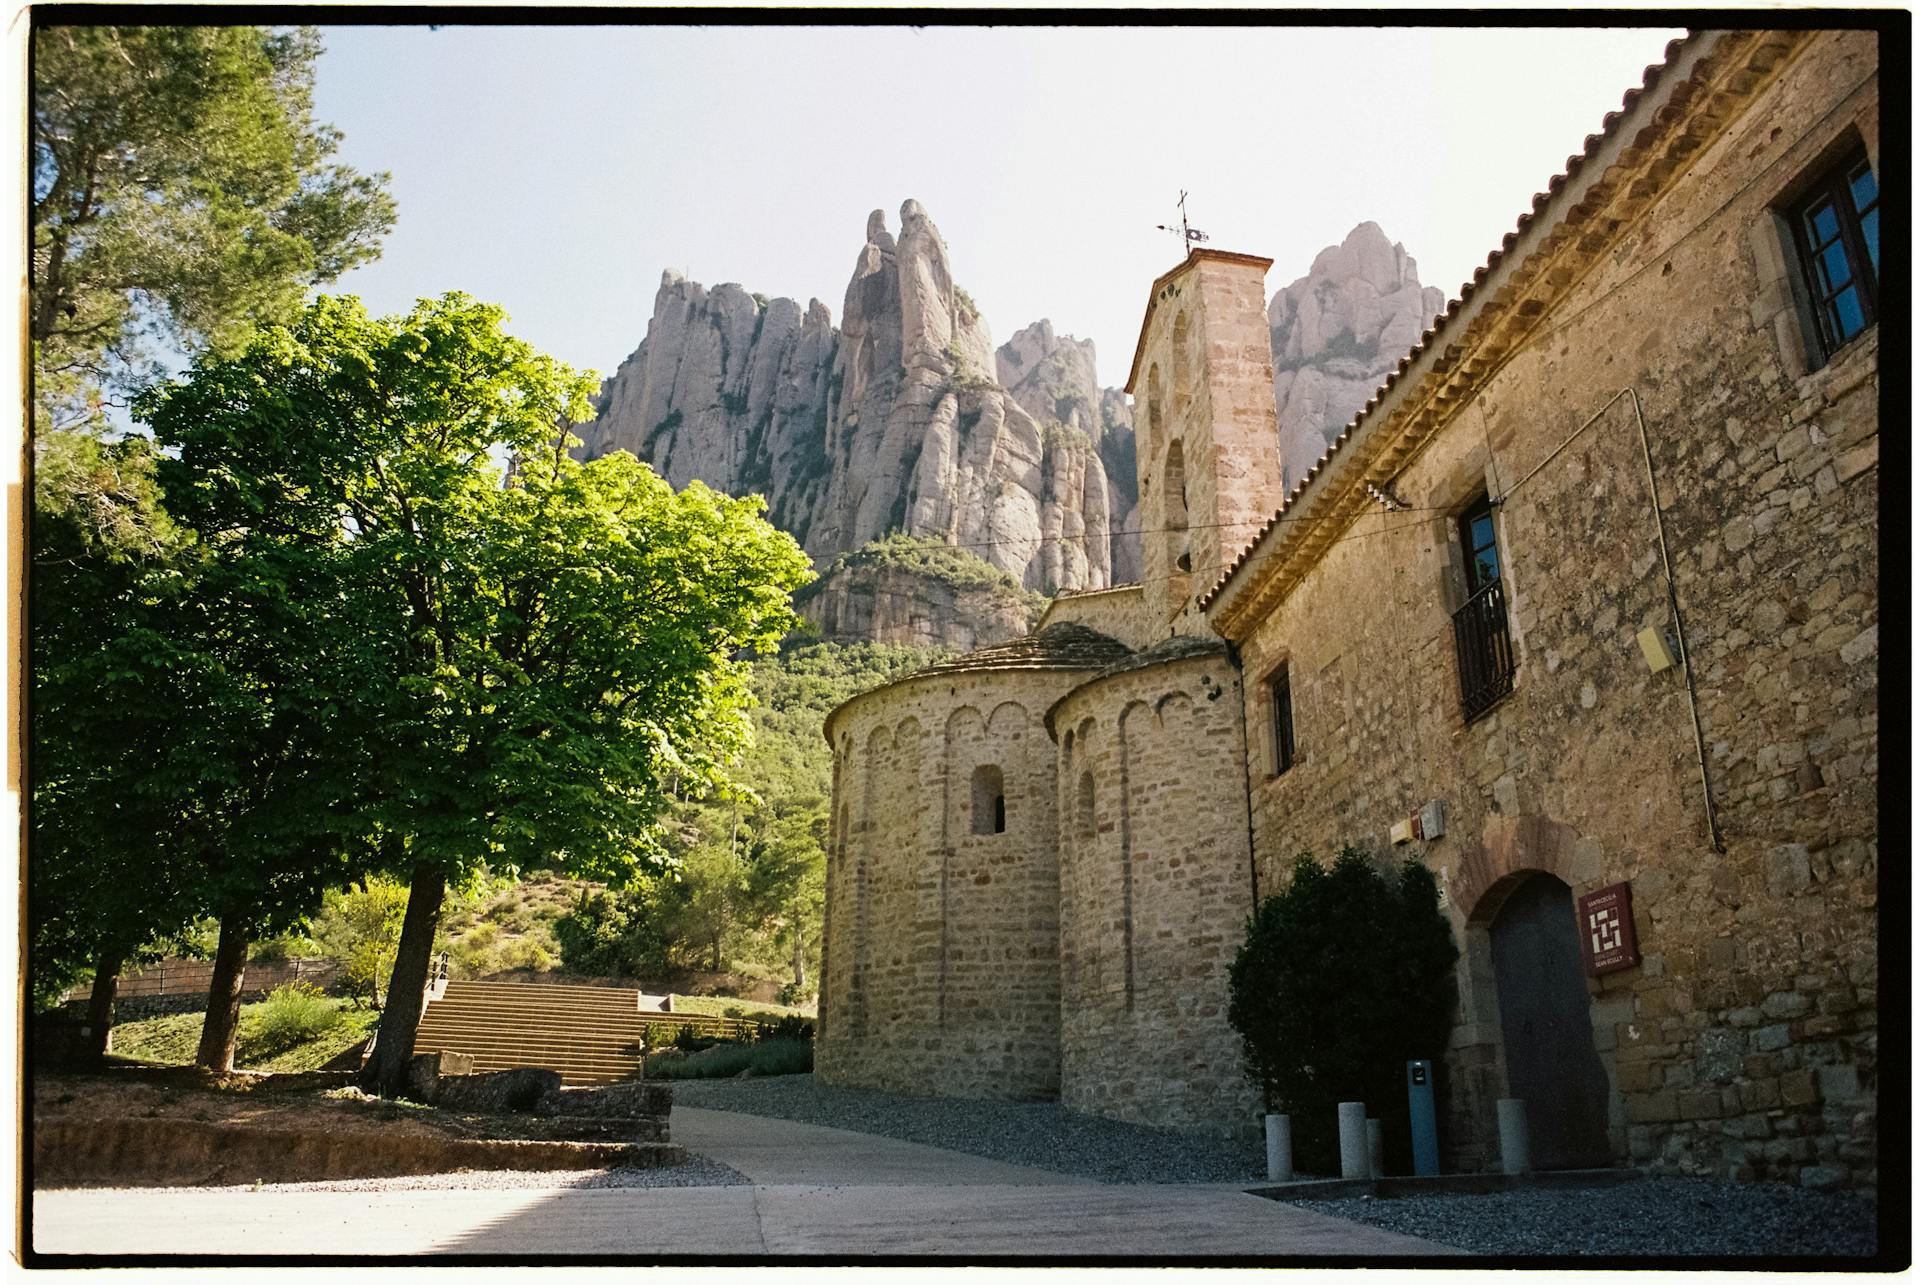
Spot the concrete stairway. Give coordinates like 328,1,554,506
412,980,650,1085
409,979,766,1085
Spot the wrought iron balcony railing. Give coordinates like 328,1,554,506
1452,579,1516,722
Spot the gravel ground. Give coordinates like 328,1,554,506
90,1154,752,1195
1285,1177,1879,1259
671,1073,1265,1184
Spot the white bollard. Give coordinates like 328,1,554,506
1337,1102,1370,1179
1367,1118,1384,1179
1264,1113,1293,1183
1497,1098,1531,1175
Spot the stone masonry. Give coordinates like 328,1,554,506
1207,30,1879,1188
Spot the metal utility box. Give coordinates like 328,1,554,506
1407,1059,1440,1176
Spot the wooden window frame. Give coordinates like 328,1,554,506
1789,147,1879,364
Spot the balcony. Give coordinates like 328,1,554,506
1452,579,1516,722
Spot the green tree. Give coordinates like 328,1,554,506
31,24,394,432
28,432,199,1042
308,875,412,1008
139,293,812,1094
1227,847,1459,1176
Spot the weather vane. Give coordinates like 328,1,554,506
1156,190,1210,251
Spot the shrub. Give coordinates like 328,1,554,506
646,1037,813,1080
673,1024,722,1053
249,983,341,1057
754,1014,815,1044
1227,846,1458,1176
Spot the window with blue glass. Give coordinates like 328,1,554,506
1792,149,1879,361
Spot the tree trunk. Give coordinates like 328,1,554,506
791,921,806,992
359,862,446,1097
195,919,251,1072
84,950,122,1064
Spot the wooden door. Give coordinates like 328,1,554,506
1490,873,1613,1169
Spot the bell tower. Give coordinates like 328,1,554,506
1124,249,1285,632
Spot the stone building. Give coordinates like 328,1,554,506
819,28,1880,1187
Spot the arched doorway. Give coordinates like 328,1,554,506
1488,873,1612,1168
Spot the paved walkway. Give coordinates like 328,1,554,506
32,1107,1457,1259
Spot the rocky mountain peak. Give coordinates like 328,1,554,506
1269,221,1447,491
570,200,1135,647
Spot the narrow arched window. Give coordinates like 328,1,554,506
1171,311,1191,419
972,764,1006,835
1165,438,1190,573
1075,771,1095,841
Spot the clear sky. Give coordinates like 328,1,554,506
312,22,1685,392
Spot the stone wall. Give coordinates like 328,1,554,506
1039,584,1158,652
818,665,1094,1100
1133,253,1287,631
1052,643,1264,1129
1223,31,1878,1187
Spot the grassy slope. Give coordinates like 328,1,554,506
668,994,811,1018
111,998,379,1073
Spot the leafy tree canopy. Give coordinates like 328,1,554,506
136,291,813,1090
1228,846,1459,1175
32,24,395,431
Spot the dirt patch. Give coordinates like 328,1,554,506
31,1067,683,1187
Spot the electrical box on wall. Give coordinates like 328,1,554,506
1389,818,1414,846
1637,625,1678,673
1417,800,1446,841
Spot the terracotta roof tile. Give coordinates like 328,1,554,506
916,622,1134,678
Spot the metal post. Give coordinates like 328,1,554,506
1366,1118,1384,1179
1497,1098,1531,1175
1264,1114,1293,1183
1338,1102,1370,1179
1407,1059,1440,1176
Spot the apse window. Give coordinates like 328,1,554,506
972,764,1006,835
1791,147,1879,362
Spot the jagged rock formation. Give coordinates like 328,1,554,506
572,203,1130,652
996,321,1142,582
1269,222,1447,493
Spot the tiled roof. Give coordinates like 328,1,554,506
915,623,1135,678
822,623,1134,743
1045,634,1231,735
1199,32,1693,611
1087,633,1227,683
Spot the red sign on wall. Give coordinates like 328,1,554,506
1576,882,1639,976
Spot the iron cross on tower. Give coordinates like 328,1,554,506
1156,191,1209,252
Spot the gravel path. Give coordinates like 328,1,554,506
1284,1177,1878,1258
669,1073,1264,1184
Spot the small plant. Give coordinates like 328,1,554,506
248,983,342,1057
673,1024,721,1054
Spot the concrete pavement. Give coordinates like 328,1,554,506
30,1107,1459,1259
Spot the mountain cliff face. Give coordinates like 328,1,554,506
573,202,1136,649
1269,221,1446,493
996,320,1142,583
572,211,1445,648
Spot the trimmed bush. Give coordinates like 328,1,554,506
1227,846,1458,1176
